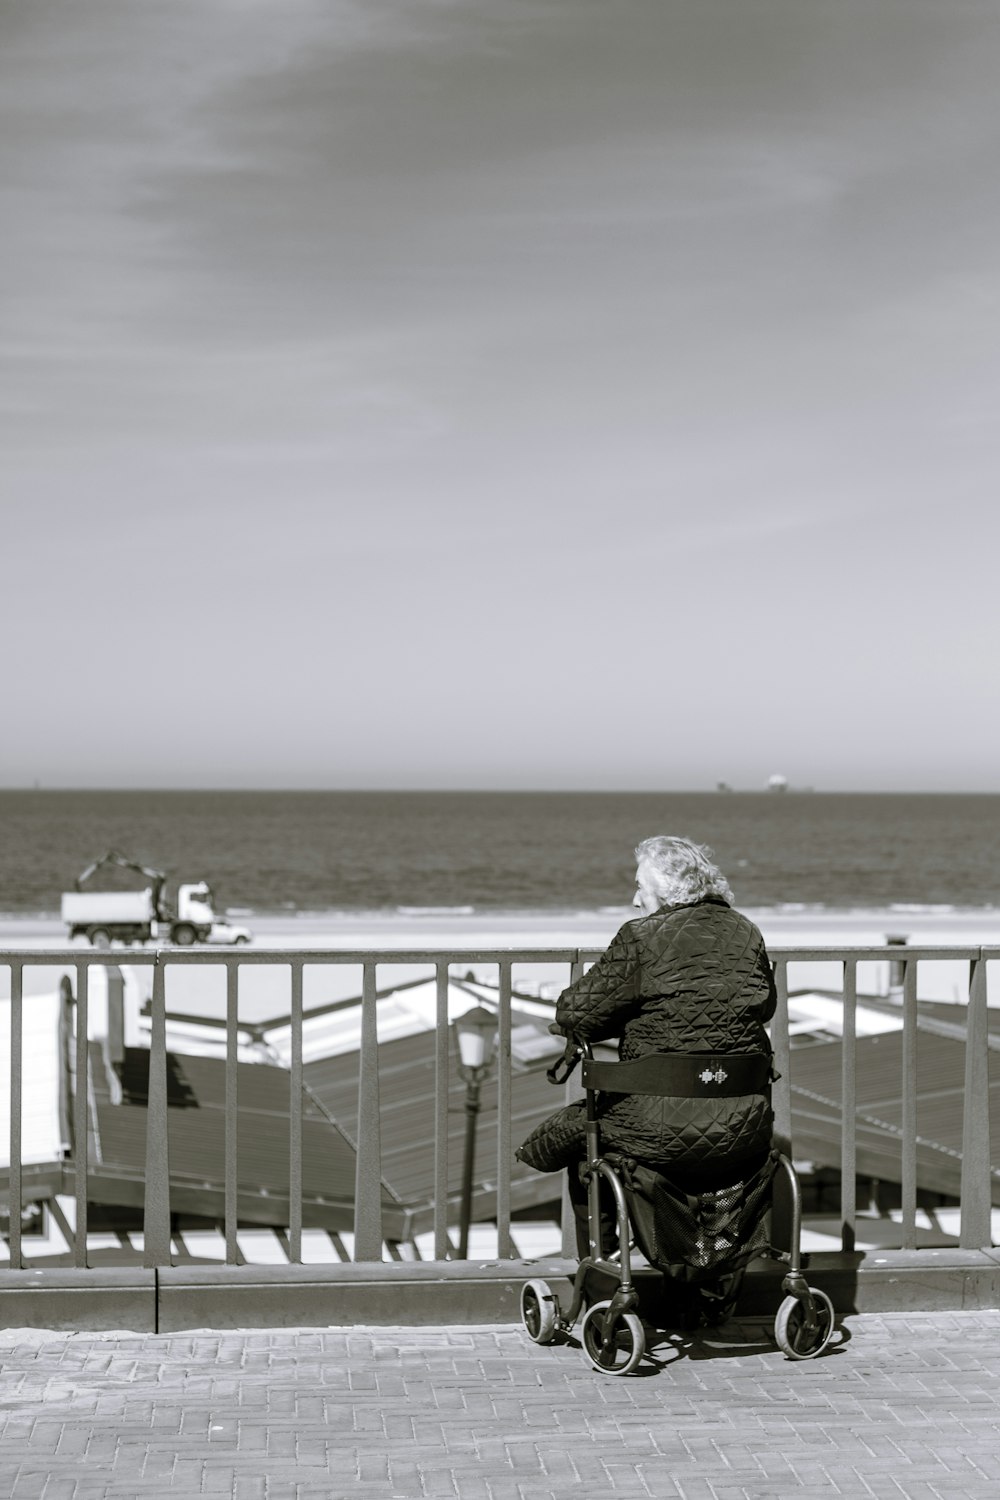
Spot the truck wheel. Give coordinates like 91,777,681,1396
90,928,111,949
173,923,196,946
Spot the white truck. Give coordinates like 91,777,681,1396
61,850,251,947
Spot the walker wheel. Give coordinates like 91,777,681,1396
580,1300,645,1375
520,1279,559,1344
774,1287,835,1360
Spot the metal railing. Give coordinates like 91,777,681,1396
1,945,996,1269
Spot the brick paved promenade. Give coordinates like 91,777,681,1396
0,1313,998,1500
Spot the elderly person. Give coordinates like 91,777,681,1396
516,835,776,1251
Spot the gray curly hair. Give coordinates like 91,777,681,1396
634,835,734,908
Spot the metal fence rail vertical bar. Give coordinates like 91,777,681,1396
225,960,239,1264
840,957,858,1253
143,954,171,1267
8,961,23,1270
433,962,451,1259
353,960,383,1260
772,958,792,1150
73,960,90,1267
960,954,991,1248
496,959,513,1258
559,952,585,1258
900,958,918,1249
289,958,303,1264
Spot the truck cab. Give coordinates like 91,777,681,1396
178,882,216,926
158,883,218,945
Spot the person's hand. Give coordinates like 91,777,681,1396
548,1022,565,1037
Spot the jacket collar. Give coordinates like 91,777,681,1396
656,893,731,915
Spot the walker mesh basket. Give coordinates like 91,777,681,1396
618,1150,780,1323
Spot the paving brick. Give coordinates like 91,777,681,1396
39,1481,79,1499
232,1480,268,1499
201,1464,237,1491
152,1457,196,1489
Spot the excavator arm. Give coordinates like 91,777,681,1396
75,849,168,908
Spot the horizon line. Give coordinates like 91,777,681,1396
3,786,1000,797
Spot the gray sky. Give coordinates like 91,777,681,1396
3,0,999,790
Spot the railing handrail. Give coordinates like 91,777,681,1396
0,942,995,959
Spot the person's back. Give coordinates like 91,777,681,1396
556,892,776,1183
517,836,776,1191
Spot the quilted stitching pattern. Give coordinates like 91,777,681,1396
516,1100,589,1172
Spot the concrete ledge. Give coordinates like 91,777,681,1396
0,1267,156,1332
157,1259,570,1330
739,1248,1000,1316
2,1251,998,1332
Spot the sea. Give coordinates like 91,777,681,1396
0,790,998,918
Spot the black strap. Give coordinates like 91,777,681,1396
581,1052,772,1098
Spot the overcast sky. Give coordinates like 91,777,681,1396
3,0,999,791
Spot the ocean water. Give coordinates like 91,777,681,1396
1,790,999,916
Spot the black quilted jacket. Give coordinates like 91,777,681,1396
518,896,776,1180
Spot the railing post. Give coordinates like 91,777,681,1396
225,960,239,1264
288,960,303,1264
960,954,992,1248
8,960,23,1270
433,962,451,1259
496,960,514,1258
143,954,171,1267
900,958,918,1249
840,958,857,1253
353,961,383,1260
73,961,90,1267
559,953,585,1259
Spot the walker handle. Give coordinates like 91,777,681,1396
547,1036,585,1085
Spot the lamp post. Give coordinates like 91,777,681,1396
454,1005,498,1260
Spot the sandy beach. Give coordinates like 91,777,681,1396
4,904,1000,950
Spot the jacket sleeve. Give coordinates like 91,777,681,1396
555,922,641,1043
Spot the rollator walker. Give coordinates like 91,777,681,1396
520,1038,836,1373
